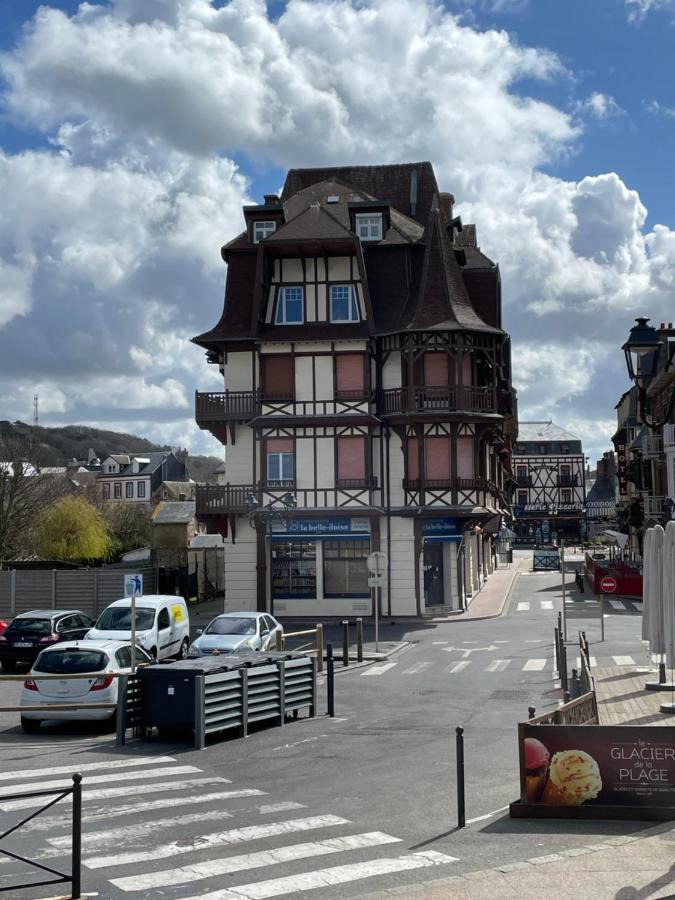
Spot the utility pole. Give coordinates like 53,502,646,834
33,394,39,428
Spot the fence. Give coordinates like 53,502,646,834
277,624,324,672
0,565,158,619
527,692,599,725
0,773,82,896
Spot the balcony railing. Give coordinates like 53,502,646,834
402,477,488,492
196,391,257,424
196,482,379,516
664,424,675,450
643,435,663,459
379,385,497,415
643,496,675,519
196,484,256,514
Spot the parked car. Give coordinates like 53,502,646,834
85,595,190,661
0,621,7,636
20,639,154,733
188,612,283,657
0,610,96,672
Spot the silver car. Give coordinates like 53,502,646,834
188,613,283,657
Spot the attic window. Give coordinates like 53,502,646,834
327,195,340,204
253,220,276,243
355,213,382,241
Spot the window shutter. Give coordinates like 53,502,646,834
262,356,294,398
457,437,475,479
423,353,448,387
425,437,450,480
407,438,419,480
337,437,366,481
461,354,472,385
336,354,365,394
267,438,293,453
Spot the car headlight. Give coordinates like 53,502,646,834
188,645,200,657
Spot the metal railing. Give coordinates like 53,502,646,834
195,390,257,423
664,424,675,449
644,496,669,518
379,385,497,415
0,774,81,897
526,692,598,725
276,624,324,672
643,434,663,459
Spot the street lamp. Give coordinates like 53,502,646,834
622,317,675,429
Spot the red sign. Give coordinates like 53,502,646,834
600,576,618,593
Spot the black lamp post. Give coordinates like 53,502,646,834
622,317,675,430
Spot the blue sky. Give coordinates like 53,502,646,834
0,0,673,461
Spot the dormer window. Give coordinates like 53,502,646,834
253,220,276,243
354,213,383,241
275,286,304,324
329,285,359,323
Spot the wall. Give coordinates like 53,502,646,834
226,351,254,391
224,519,257,613
381,516,416,616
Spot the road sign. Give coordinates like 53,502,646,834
368,575,384,588
367,552,388,574
600,576,618,593
124,574,143,597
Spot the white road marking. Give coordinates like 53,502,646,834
447,661,471,674
466,805,509,825
526,639,544,643
402,662,431,675
494,640,510,644
3,765,200,796
177,851,459,899
0,756,176,784
522,659,547,671
540,600,554,610
485,659,510,673
3,777,231,812
609,600,625,611
612,655,636,666
517,602,530,612
362,663,397,676
85,814,350,869
111,832,402,892
432,641,448,645
575,657,597,669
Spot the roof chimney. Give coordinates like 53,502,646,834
438,192,454,223
409,169,417,218
264,194,279,206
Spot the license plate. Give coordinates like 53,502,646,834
58,681,68,694
14,642,32,648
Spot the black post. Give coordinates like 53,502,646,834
560,642,569,694
571,668,579,699
528,706,536,720
326,643,335,718
554,627,560,675
455,726,465,829
356,618,364,663
342,620,349,667
659,661,667,684
71,773,82,899
564,689,571,703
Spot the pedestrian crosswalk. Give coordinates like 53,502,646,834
514,598,640,614
358,654,645,678
0,756,459,899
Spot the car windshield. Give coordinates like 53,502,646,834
95,607,155,631
34,648,108,674
206,617,257,636
6,618,51,635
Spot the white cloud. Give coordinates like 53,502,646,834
575,92,624,120
645,98,675,118
0,0,674,462
626,0,675,22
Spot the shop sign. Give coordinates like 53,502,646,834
421,518,462,536
271,517,370,535
617,443,628,497
519,724,675,812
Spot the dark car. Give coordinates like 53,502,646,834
0,610,96,671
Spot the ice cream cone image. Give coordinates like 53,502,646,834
525,772,548,802
523,738,550,802
540,750,602,806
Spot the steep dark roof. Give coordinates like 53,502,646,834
281,162,438,225
267,202,355,243
587,476,617,503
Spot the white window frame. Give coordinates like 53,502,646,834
253,220,276,243
267,452,294,484
137,481,146,498
354,213,383,241
275,286,304,325
329,284,360,323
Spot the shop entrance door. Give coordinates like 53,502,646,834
423,543,445,606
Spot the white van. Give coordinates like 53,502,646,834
85,595,190,661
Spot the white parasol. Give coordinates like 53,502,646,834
663,520,675,669
641,526,653,645
644,525,665,654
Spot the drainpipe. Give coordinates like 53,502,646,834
385,426,392,616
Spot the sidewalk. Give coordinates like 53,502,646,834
429,556,525,622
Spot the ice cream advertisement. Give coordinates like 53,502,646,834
520,725,675,809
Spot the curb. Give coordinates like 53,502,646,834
428,567,522,624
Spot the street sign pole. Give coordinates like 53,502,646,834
367,552,388,655
130,587,137,673
561,538,567,642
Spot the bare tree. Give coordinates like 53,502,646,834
0,436,70,564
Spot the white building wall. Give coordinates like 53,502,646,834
382,353,402,390
224,522,257,613
315,356,333,399
387,431,406,507
316,437,335,489
295,438,314,493
382,516,416,616
226,352,253,391
295,357,313,402
224,430,253,484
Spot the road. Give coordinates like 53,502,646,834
0,557,656,899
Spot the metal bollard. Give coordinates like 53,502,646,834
571,668,579,699
456,726,465,828
316,623,324,673
659,661,667,684
560,642,569,694
528,706,536,720
71,773,82,899
275,629,283,651
356,617,364,663
342,620,349,667
564,689,571,703
554,627,560,675
326,643,335,717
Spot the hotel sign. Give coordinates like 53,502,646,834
617,443,628,497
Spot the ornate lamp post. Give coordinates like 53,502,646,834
622,317,675,430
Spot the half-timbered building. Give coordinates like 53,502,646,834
193,162,517,618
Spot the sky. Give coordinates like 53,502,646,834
1,0,674,464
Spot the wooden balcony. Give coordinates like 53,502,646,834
196,484,257,515
196,482,380,516
196,391,257,426
379,385,497,416
402,477,488,493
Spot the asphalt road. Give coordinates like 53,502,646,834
0,559,657,900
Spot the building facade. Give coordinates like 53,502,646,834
194,163,517,618
97,451,188,503
512,421,586,542
585,452,619,539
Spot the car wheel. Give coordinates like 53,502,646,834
178,639,189,660
1,659,16,672
149,647,158,660
21,717,41,734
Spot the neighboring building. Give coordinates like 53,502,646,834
151,500,197,565
586,452,619,539
193,162,517,618
512,421,586,542
97,451,188,503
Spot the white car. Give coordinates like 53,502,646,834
20,640,153,733
188,613,284,657
85,595,190,661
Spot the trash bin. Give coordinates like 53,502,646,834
140,656,238,729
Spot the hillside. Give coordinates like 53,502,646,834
0,421,223,483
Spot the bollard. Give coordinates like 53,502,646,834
342,620,349,667
326,643,335,717
564,689,571,703
554,627,560,675
275,629,283,651
571,668,579,699
316,623,324,673
560,642,569,694
659,661,667,684
528,706,536,720
356,617,364,663
71,773,82,899
456,726,465,828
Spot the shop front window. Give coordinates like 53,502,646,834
323,540,369,597
271,541,316,599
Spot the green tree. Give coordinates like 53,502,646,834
36,496,111,561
